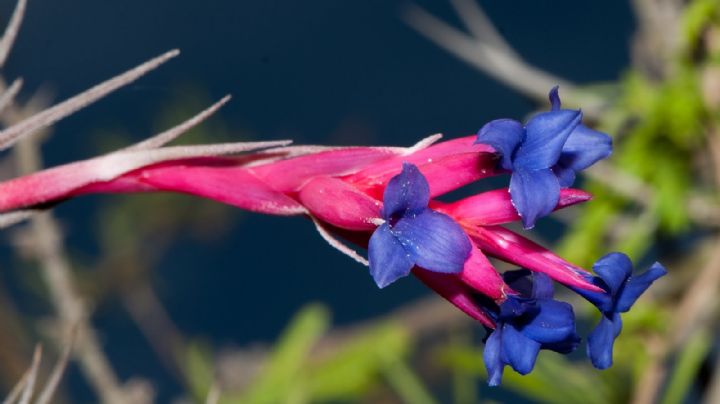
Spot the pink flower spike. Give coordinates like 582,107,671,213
0,140,291,213
458,243,508,301
347,136,499,199
413,268,496,328
248,147,402,192
298,176,382,230
352,135,486,182
118,165,307,215
468,225,603,292
436,188,592,226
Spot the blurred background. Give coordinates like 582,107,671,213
0,0,717,403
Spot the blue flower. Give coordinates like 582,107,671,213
475,87,612,229
573,253,667,369
483,269,579,386
368,163,471,288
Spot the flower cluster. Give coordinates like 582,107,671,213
0,88,665,384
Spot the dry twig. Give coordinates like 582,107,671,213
0,78,23,115
402,0,605,114
0,0,26,68
35,329,76,404
16,346,40,404
0,49,180,152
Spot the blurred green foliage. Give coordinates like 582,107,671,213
559,0,720,267
178,304,435,403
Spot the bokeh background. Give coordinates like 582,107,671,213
0,0,717,403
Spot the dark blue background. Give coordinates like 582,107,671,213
0,1,633,401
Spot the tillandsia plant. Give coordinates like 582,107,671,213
0,87,666,385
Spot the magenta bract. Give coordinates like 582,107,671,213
0,133,602,327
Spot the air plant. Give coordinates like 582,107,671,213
0,57,666,386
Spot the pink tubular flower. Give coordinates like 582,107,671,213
0,130,601,329
0,90,667,385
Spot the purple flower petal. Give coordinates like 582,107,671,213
509,168,560,229
530,273,554,300
549,86,561,111
483,328,504,386
502,270,553,300
593,252,634,295
571,274,614,312
552,164,577,188
514,109,582,170
475,119,525,170
392,209,471,273
501,324,541,375
382,162,429,219
558,124,612,172
368,223,416,288
521,300,576,344
616,262,667,312
499,294,529,319
587,312,622,369
542,336,580,354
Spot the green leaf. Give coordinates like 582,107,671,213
305,323,410,401
661,329,712,404
439,346,612,404
182,341,216,400
235,304,330,404
558,200,616,267
382,357,438,404
681,0,720,55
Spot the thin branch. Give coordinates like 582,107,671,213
0,209,34,228
402,1,606,115
0,78,23,115
2,373,27,404
17,346,41,404
14,135,131,404
403,4,575,102
124,95,232,151
447,0,517,56
35,328,77,404
586,161,720,226
0,49,180,152
630,0,683,78
0,0,27,68
205,382,221,404
704,345,720,404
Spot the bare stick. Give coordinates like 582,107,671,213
124,95,233,151
35,329,77,404
205,382,221,404
15,135,129,404
586,161,720,226
0,78,23,115
0,49,180,152
0,209,34,228
447,0,517,56
0,0,27,68
17,345,41,404
2,363,30,404
403,4,575,102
